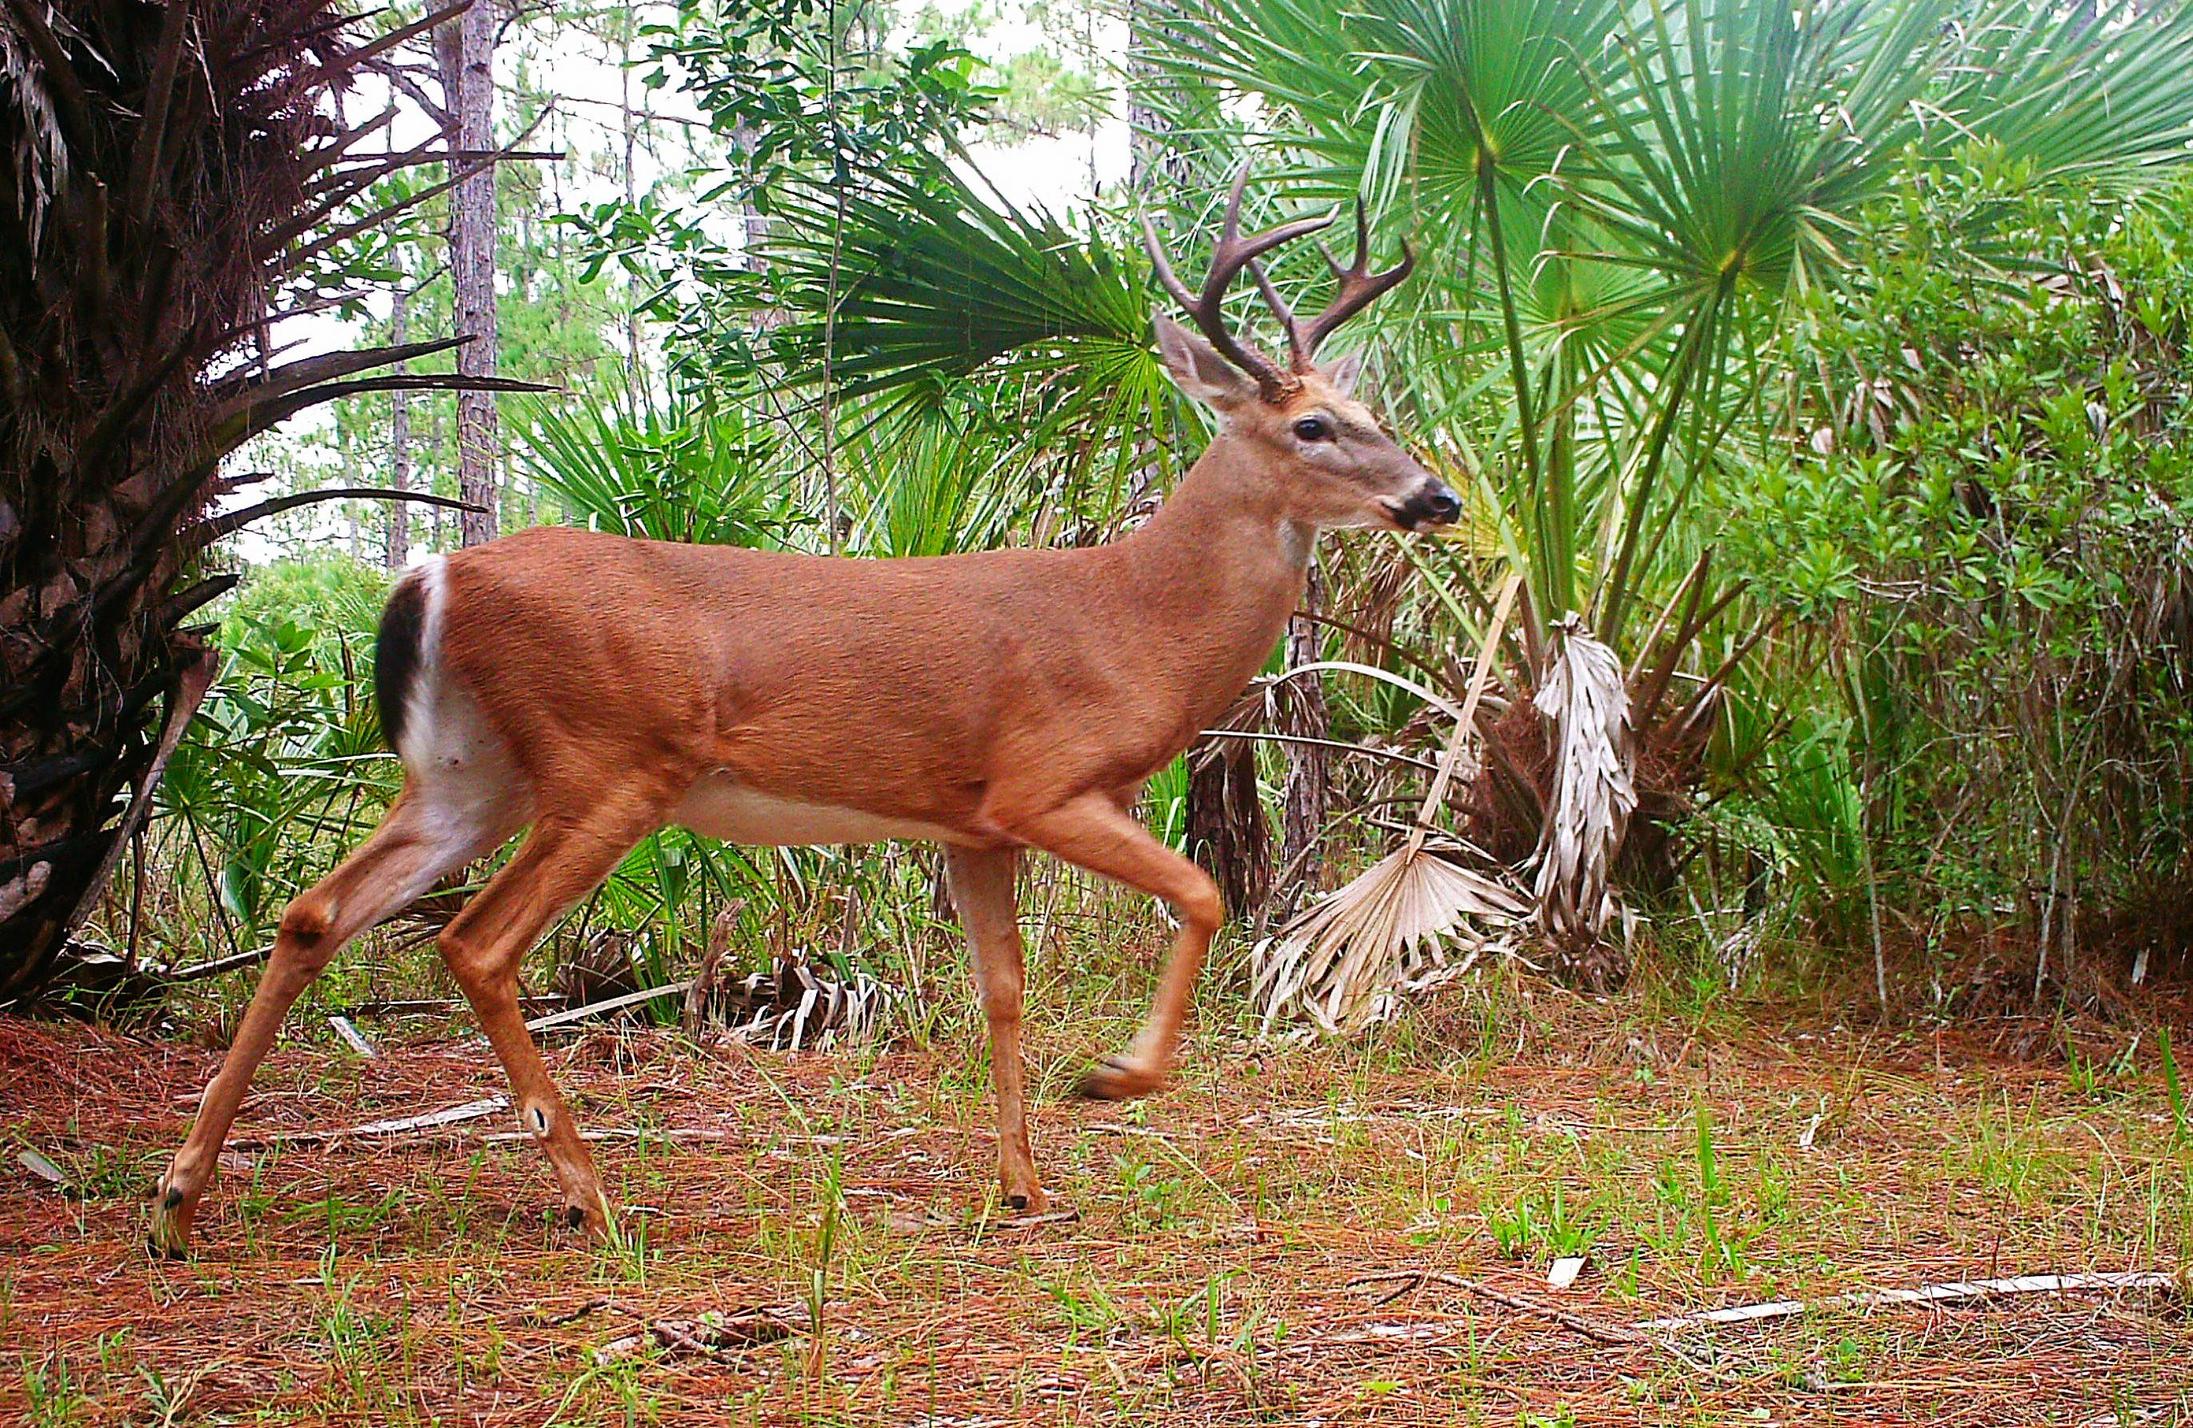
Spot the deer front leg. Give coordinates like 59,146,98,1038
151,792,492,1258
435,803,657,1235
942,844,1046,1212
1007,793,1222,1102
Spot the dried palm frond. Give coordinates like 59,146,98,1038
556,928,646,1008
1186,685,1273,918
0,17,69,252
1531,616,1636,951
707,948,891,1053
1253,576,1528,1038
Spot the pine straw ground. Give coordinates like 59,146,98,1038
3,980,2189,1426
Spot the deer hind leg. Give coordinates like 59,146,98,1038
150,789,509,1258
943,844,1046,1212
1007,792,1223,1103
434,800,660,1236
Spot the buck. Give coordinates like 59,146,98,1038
149,169,1456,1255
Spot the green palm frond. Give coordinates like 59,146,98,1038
758,156,1153,398
517,395,798,549
1937,0,2193,184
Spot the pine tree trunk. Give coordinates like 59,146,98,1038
619,12,645,400
387,287,412,569
437,6,500,548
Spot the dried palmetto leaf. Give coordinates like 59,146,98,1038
0,14,72,253
1253,837,1528,1036
711,948,891,1053
1531,616,1636,947
1253,577,1529,1038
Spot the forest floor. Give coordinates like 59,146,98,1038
3,977,2189,1426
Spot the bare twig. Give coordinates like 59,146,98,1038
684,901,745,1038
1632,1271,2188,1332
1347,1270,1643,1347
229,1095,509,1150
525,981,694,1033
594,1308,798,1360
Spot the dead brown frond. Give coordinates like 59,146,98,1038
704,948,892,1053
1253,576,1528,1036
1531,615,1637,978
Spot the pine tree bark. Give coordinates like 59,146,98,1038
387,286,413,569
437,4,500,547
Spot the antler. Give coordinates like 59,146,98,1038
1141,163,1334,401
1251,206,1416,372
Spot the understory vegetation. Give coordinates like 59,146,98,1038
29,0,2189,1039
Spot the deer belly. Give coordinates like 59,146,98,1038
673,772,956,847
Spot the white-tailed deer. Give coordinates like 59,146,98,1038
150,168,1455,1254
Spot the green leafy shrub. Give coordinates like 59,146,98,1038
1720,157,2193,996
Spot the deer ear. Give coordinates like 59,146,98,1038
1323,350,1364,397
1154,314,1256,411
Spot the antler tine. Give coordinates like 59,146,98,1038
1142,162,1335,399
1293,205,1416,367
1247,258,1308,369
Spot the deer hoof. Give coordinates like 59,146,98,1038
549,1199,610,1239
146,1197,193,1261
1074,1055,1163,1102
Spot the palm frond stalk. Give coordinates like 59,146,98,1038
0,0,540,1001
1253,577,1528,1037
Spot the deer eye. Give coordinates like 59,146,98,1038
1292,415,1333,442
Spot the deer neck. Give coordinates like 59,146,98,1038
1106,434,1312,725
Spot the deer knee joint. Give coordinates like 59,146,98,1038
279,895,336,948
1176,882,1223,935
438,930,499,993
981,981,1024,1023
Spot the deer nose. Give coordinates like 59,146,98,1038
1405,480,1461,528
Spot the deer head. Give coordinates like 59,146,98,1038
1143,167,1460,534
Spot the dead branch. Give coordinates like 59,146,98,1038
229,1094,508,1150
1632,1270,2190,1332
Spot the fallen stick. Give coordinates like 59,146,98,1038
460,982,697,1046
342,995,565,1018
524,1297,620,1327
529,981,694,1033
1632,1270,2187,1332
1348,1270,1644,1346
481,1126,736,1145
1347,1270,1743,1385
594,1307,797,1361
162,945,272,984
230,1094,509,1149
327,1015,377,1058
